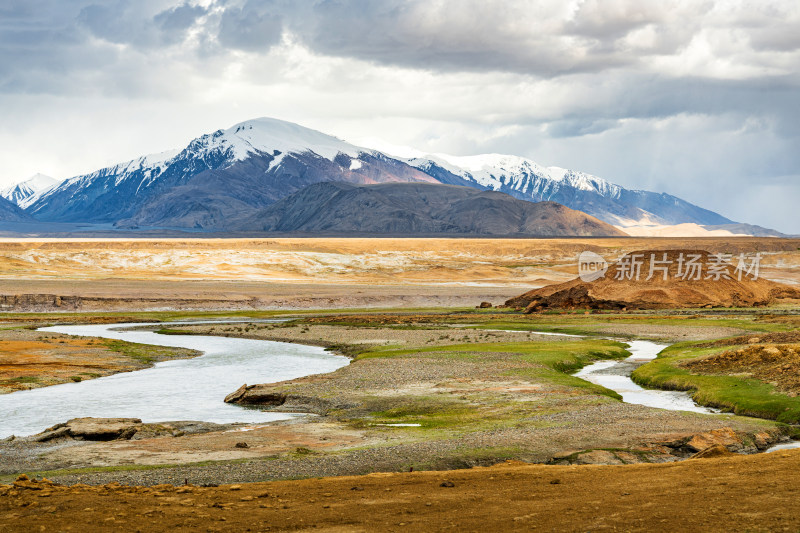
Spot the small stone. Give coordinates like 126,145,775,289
440,481,455,488
549,479,561,485
235,442,249,449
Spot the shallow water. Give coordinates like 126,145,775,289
764,441,800,453
0,323,349,438
574,340,720,415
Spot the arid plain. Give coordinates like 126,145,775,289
1,237,798,310
2,236,800,532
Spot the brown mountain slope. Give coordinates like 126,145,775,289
506,249,800,311
227,182,628,237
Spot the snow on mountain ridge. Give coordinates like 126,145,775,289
1,173,60,208
219,118,367,162
31,118,374,211
408,152,623,199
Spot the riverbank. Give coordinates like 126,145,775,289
0,325,199,394
632,331,800,423
2,310,794,486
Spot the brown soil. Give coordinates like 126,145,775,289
507,249,800,311
0,328,199,393
697,330,800,348
2,450,800,532
0,237,798,311
683,344,800,395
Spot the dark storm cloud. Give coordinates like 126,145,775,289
217,0,284,51
286,0,632,76
155,2,208,32
2,0,798,95
77,1,209,47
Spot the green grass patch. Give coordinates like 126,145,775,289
356,339,629,402
4,376,39,384
294,311,788,338
632,342,800,424
103,339,199,365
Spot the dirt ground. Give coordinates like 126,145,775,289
2,449,800,532
0,328,198,393
684,343,800,395
0,237,798,312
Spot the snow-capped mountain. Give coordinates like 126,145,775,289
27,118,440,228
1,174,60,209
24,117,735,232
405,153,732,227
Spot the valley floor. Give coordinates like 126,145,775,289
1,237,799,530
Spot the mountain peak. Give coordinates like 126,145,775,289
1,173,61,208
209,117,366,162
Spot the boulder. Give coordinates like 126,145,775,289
753,431,773,450
65,417,142,441
685,427,743,453
573,450,624,465
224,384,249,403
224,384,287,406
33,426,72,443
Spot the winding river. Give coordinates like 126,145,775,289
574,340,719,414
1,322,796,452
0,323,349,438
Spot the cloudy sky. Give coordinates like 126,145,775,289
1,0,799,232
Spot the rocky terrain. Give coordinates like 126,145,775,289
228,181,626,236
507,249,800,311
683,343,800,396
0,197,32,223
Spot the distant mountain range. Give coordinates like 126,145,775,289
0,117,786,237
